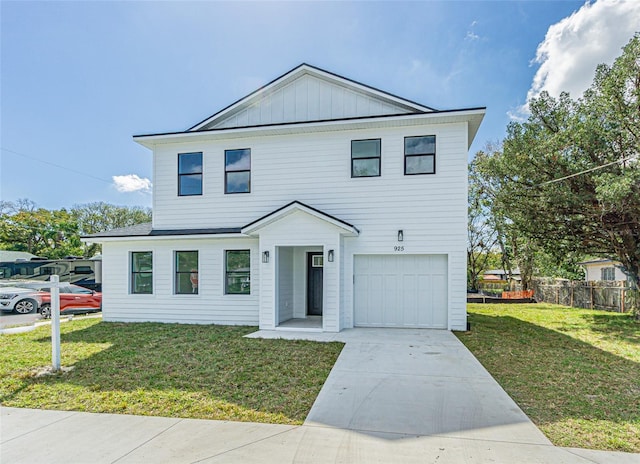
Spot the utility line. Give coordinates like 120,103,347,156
1,147,113,184
535,154,639,187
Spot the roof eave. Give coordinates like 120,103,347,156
81,233,248,244
133,108,486,149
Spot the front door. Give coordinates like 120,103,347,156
307,253,323,316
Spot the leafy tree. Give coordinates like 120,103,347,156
467,150,500,290
476,34,640,314
0,200,152,259
0,206,82,258
72,202,152,256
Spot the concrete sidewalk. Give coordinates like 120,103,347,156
2,407,638,463
2,328,639,463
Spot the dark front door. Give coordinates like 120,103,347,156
307,253,323,316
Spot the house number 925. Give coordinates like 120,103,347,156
394,246,405,252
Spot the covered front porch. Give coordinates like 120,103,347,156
277,315,323,330
241,201,359,333
274,245,325,331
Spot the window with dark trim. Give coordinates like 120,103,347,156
404,135,436,175
351,139,381,177
175,251,198,294
225,149,251,193
178,152,203,196
131,251,153,294
225,250,250,294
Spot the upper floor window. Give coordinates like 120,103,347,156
601,267,615,281
405,135,436,175
225,250,250,294
225,149,251,193
175,251,198,294
131,251,153,294
351,139,381,177
178,152,203,196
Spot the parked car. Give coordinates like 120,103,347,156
0,286,45,314
11,282,102,318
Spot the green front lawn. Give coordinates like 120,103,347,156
457,303,640,452
0,319,343,424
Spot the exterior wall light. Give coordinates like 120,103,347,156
398,230,404,242
262,251,269,263
328,249,334,262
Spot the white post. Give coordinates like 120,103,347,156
51,275,61,371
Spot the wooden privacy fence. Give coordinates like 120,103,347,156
532,279,632,312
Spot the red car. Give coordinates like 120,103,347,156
14,282,102,318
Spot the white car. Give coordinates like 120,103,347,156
0,286,44,314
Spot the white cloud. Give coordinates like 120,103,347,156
112,174,152,193
466,20,480,41
514,0,640,118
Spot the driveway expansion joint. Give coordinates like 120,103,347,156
189,425,302,464
110,418,183,464
0,409,79,444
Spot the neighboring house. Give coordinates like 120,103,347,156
482,269,521,282
84,64,485,332
579,259,628,282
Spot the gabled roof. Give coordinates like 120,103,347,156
188,63,435,132
133,63,485,149
242,201,359,236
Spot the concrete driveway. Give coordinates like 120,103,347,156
2,328,638,463
301,328,549,442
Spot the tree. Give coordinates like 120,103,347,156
0,207,82,258
467,150,500,290
0,200,152,259
476,34,640,314
72,202,152,257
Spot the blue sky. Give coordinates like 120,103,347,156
2,1,638,210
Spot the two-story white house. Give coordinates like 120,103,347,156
85,64,485,332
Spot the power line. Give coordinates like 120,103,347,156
535,154,639,187
1,147,113,185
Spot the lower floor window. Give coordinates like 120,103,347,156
226,250,250,294
175,251,198,294
131,251,153,294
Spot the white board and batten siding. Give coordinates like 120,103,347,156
206,73,415,130
101,238,259,325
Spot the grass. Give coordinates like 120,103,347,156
0,319,343,424
456,303,640,453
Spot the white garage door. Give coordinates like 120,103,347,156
354,254,448,329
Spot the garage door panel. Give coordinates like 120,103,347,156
354,254,448,329
370,274,385,325
432,274,448,328
402,274,418,327
416,274,433,326
354,271,369,327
